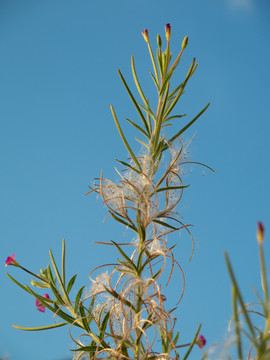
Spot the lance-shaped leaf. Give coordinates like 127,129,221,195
111,105,142,171
74,285,85,314
149,70,159,91
12,322,68,331
153,219,178,230
115,159,141,175
232,284,243,360
151,184,190,197
131,55,150,110
53,302,81,327
104,286,136,312
125,117,149,138
147,42,160,87
117,69,150,135
163,103,210,151
111,240,138,274
79,302,91,333
71,345,98,352
181,323,202,360
99,311,110,339
49,279,66,305
164,58,196,119
163,114,187,123
136,210,145,242
67,274,77,294
61,238,66,287
109,210,138,232
225,252,257,340
49,249,70,305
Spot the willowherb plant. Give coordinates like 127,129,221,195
5,24,212,360
223,223,270,360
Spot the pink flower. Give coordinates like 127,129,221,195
142,29,149,43
257,221,264,244
165,23,171,41
196,334,206,349
35,293,50,313
5,253,18,267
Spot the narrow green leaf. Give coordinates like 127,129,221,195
182,323,202,360
61,238,66,287
6,273,30,294
146,105,152,134
79,302,91,332
121,340,129,358
164,58,196,119
111,240,137,273
71,345,98,352
156,49,163,80
131,55,149,109
100,311,110,338
74,285,85,314
45,264,54,284
135,137,149,149
165,103,210,149
154,184,190,195
117,69,149,134
49,249,70,305
163,114,187,123
159,72,173,97
149,70,159,91
12,322,68,331
104,286,136,312
116,159,141,175
168,82,184,101
232,284,243,360
111,105,142,171
173,331,180,346
67,274,77,294
136,210,145,242
125,117,149,138
147,42,160,87
138,103,155,119
109,210,138,232
153,219,178,230
225,252,257,340
49,280,66,305
53,303,79,325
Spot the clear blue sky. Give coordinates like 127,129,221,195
1,1,270,359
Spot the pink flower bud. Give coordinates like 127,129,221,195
142,29,149,43
196,334,206,349
165,23,171,41
35,293,50,313
5,253,19,267
257,222,264,244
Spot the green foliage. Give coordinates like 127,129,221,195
6,25,213,360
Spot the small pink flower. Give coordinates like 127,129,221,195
142,29,149,43
165,23,171,41
35,293,50,313
196,334,206,349
257,221,264,244
5,253,18,267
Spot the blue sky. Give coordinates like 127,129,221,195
1,1,270,359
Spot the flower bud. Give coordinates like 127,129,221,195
165,23,171,41
196,334,206,349
257,222,264,244
182,35,188,50
157,34,162,48
142,29,149,43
